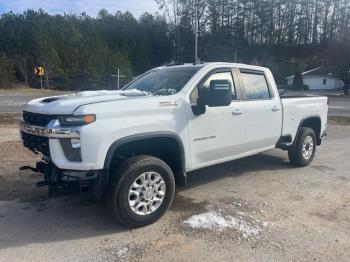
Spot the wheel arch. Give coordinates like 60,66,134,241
295,116,322,145
102,132,187,191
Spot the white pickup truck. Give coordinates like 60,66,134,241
20,62,328,227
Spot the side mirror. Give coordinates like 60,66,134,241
206,79,232,107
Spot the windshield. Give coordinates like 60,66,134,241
123,66,202,95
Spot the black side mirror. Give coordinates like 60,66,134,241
205,79,232,107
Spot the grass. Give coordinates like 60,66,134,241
328,116,350,125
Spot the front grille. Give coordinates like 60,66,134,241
21,131,50,156
23,111,56,126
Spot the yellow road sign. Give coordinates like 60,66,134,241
34,67,45,76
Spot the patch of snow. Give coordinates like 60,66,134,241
55,89,151,100
75,89,150,97
115,247,129,259
183,211,261,238
100,245,133,261
232,202,242,207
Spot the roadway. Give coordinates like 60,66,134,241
0,89,349,117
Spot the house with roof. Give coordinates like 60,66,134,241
286,67,344,90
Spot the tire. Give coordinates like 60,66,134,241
106,155,175,228
288,127,316,167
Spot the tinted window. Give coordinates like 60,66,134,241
241,72,271,100
190,71,236,105
199,71,236,98
124,66,202,96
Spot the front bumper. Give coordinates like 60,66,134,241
20,119,83,162
20,112,109,171
19,113,108,198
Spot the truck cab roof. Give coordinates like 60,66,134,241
162,62,270,72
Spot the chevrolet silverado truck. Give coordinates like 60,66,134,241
20,62,328,227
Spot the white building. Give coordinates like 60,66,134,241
286,67,344,90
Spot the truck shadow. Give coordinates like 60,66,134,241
0,194,128,249
0,151,292,249
184,151,294,189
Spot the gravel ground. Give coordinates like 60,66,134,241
0,125,349,261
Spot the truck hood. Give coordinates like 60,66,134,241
23,89,153,114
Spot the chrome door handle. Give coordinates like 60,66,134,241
271,106,280,112
232,109,243,116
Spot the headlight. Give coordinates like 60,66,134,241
59,114,96,126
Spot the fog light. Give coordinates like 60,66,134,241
71,138,81,149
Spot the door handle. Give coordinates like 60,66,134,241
232,109,243,116
271,106,280,112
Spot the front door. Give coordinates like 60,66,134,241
187,68,246,169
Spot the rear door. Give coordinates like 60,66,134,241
238,69,282,151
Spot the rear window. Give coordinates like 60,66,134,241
241,72,271,100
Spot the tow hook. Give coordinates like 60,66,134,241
19,161,49,174
19,165,37,172
19,161,93,198
19,161,57,197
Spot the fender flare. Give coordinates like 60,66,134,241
96,132,187,197
103,131,186,170
293,115,322,148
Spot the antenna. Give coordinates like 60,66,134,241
194,1,199,64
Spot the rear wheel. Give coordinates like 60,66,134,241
288,127,316,167
106,155,175,228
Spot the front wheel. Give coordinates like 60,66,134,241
288,127,316,167
106,155,175,228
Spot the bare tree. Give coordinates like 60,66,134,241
323,37,350,94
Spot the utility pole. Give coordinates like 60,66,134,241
40,75,43,90
194,0,199,64
117,68,120,89
111,67,126,89
234,50,237,63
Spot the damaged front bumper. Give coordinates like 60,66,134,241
20,160,104,198
19,117,104,198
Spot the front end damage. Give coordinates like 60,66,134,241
20,160,102,197
19,111,104,198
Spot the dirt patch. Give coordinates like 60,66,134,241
0,141,43,202
0,125,20,142
0,113,20,125
171,194,208,214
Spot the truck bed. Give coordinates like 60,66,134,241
281,96,328,142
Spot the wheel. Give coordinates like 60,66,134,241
106,155,175,228
288,127,316,167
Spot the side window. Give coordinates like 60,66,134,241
190,70,236,105
200,71,235,97
241,72,271,100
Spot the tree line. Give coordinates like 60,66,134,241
0,10,172,89
0,0,349,92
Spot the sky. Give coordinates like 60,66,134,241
0,0,160,17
